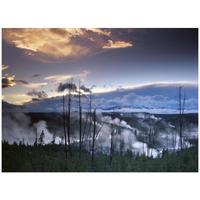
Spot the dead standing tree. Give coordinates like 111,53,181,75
78,81,82,161
66,80,74,157
91,105,122,163
179,86,186,151
92,109,96,163
88,90,92,154
109,124,114,168
63,95,67,158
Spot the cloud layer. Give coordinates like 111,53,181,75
2,28,133,62
3,82,197,114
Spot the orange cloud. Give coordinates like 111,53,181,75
103,40,133,49
23,82,47,88
2,28,133,62
44,70,90,82
2,64,9,71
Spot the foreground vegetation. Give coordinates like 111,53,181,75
2,141,198,172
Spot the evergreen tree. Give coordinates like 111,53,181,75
39,130,45,145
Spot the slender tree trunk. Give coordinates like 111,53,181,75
109,124,114,167
78,82,82,161
35,131,38,146
79,107,82,160
63,95,67,158
67,81,72,156
92,109,96,163
88,92,92,154
179,87,182,150
143,131,145,155
179,87,186,151
82,111,89,151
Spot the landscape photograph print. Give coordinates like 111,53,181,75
2,28,198,172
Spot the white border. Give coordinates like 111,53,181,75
0,1,199,200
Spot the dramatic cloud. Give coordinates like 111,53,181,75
57,83,77,92
2,28,133,62
44,70,89,83
23,82,47,88
27,90,48,98
3,82,197,113
2,73,47,89
2,75,16,88
2,64,9,71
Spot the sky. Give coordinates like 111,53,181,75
2,28,198,112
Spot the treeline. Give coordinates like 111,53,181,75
2,141,198,172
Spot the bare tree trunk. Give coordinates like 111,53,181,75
182,90,186,149
63,95,67,158
179,87,182,150
92,109,96,163
82,111,89,151
88,92,92,154
34,131,38,146
166,131,168,151
143,131,145,155
109,124,114,167
179,87,186,151
78,81,82,161
67,81,72,156
79,106,82,160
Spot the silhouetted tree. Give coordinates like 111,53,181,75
78,81,82,161
91,109,96,163
39,130,45,145
179,86,186,150
66,80,73,156
119,135,125,156
109,124,114,167
63,95,67,158
51,132,56,145
34,131,38,146
88,90,92,153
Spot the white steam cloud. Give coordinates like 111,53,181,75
2,112,61,145
2,111,198,158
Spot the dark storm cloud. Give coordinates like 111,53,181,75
27,90,48,98
14,79,29,84
2,77,15,88
31,74,41,78
80,85,91,93
2,75,29,88
31,98,41,102
57,83,77,92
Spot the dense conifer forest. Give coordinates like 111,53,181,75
2,141,198,172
